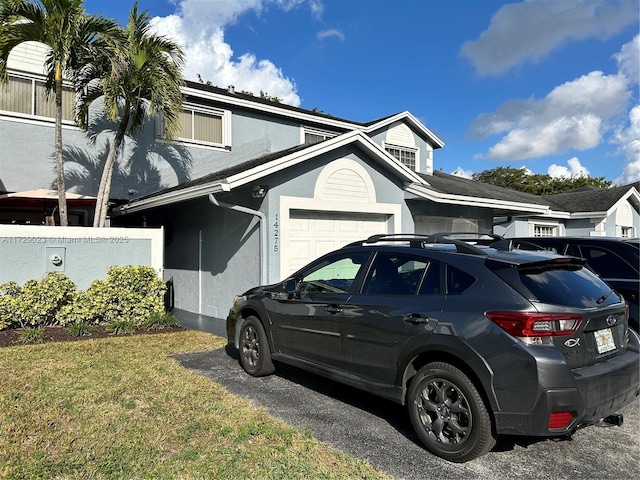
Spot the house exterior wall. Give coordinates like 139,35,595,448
122,146,417,318
0,225,163,289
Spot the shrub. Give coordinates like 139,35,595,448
142,312,180,331
66,322,93,337
12,273,76,328
57,280,109,326
19,327,45,345
0,281,20,330
105,319,135,335
101,266,166,327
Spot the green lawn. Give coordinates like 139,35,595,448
0,331,388,479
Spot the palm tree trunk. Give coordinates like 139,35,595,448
55,67,68,226
93,107,130,227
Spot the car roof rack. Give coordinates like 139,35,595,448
345,233,489,256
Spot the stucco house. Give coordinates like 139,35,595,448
1,42,638,320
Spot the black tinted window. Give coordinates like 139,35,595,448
578,246,638,279
519,266,621,308
363,253,427,295
419,261,441,295
446,266,475,295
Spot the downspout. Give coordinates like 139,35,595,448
209,194,268,285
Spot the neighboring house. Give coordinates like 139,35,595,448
494,183,640,239
1,42,638,319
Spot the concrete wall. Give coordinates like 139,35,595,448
0,225,163,289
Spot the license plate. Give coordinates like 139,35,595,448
594,328,616,354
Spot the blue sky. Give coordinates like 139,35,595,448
83,0,640,185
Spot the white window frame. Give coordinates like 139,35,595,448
529,221,561,237
0,71,76,126
164,104,231,149
300,126,337,144
620,226,634,238
383,142,419,171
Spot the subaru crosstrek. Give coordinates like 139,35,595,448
227,234,640,462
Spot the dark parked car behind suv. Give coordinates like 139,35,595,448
227,234,640,462
491,237,639,332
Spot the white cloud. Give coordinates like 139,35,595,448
548,157,590,178
451,167,474,179
460,0,639,76
614,34,640,84
148,0,309,106
317,29,345,41
471,34,637,162
613,105,640,184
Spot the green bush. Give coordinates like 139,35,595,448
142,312,180,331
101,266,166,326
3,266,165,331
19,327,46,345
56,280,109,326
66,322,93,337
9,273,76,329
57,265,165,327
0,281,20,330
105,319,135,335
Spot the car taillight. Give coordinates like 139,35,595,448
548,411,575,429
486,311,583,345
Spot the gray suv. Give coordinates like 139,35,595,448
227,234,640,462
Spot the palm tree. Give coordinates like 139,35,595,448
75,2,185,227
0,0,118,225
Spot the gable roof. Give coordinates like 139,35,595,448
113,131,427,215
182,82,444,149
544,183,640,214
405,171,551,215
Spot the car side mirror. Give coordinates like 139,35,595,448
272,278,299,301
284,278,299,298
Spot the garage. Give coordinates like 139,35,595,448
286,210,389,275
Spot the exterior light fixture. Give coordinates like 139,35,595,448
252,185,268,198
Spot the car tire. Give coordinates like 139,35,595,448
408,362,495,462
239,316,275,376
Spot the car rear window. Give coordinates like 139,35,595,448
519,265,621,308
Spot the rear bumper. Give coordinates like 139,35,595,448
574,330,640,423
494,330,640,436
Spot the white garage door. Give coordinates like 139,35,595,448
287,210,388,275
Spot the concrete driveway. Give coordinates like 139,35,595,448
175,347,640,480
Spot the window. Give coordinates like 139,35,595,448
302,126,337,145
532,224,558,237
0,73,74,122
172,105,230,147
299,253,369,294
446,266,475,295
621,226,634,238
385,144,417,170
363,253,428,295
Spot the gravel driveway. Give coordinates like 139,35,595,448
175,347,640,480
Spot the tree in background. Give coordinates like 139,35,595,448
472,166,612,196
0,0,118,225
75,2,185,227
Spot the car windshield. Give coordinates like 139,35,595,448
519,265,621,308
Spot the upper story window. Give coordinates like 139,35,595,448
302,126,337,145
384,124,419,171
0,73,75,123
169,104,231,148
385,144,417,170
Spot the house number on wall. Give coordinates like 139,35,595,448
273,214,279,252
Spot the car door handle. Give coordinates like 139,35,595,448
403,314,429,325
325,305,343,315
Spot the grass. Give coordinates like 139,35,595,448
0,330,388,480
